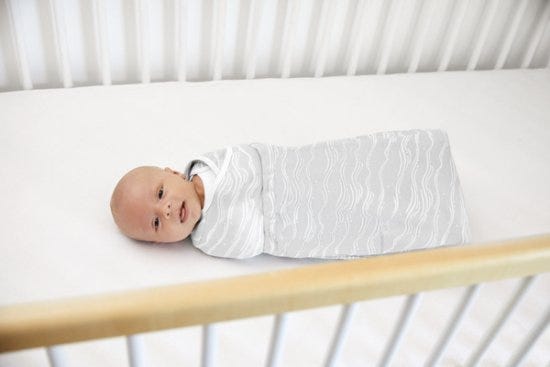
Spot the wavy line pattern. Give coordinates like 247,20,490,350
191,130,470,259
190,145,264,259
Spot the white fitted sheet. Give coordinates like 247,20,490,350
1,69,549,366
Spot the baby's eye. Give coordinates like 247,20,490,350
153,217,160,231
158,186,164,199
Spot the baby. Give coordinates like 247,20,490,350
110,167,204,243
111,129,470,259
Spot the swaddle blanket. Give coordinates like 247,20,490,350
184,129,470,259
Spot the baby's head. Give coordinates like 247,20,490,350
110,166,204,243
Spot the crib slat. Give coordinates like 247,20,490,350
92,0,111,85
520,0,550,68
243,0,262,79
135,0,150,83
465,276,534,367
494,0,528,70
46,346,67,367
312,0,335,78
437,0,469,72
505,304,550,367
175,0,188,82
324,303,358,367
424,284,479,367
127,334,145,367
211,0,227,81
377,293,421,367
407,0,436,74
202,324,217,367
279,0,299,78
266,313,288,367
49,0,73,88
3,236,548,354
5,0,33,90
376,0,404,75
345,0,369,76
467,0,499,71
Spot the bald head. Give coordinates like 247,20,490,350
110,165,204,243
110,166,162,240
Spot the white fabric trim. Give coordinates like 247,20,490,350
184,146,233,214
190,163,216,213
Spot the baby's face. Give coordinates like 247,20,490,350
111,167,202,243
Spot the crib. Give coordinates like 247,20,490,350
1,0,549,366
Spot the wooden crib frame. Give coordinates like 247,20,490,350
1,234,549,366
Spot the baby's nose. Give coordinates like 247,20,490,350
163,202,172,219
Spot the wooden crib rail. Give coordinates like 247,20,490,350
1,234,549,353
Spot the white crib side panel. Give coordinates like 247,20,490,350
1,0,550,91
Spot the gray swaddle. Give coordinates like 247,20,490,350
184,129,470,259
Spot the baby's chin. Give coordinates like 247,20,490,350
151,236,188,244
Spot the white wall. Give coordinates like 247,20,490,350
0,0,549,92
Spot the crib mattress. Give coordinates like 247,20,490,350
1,69,549,366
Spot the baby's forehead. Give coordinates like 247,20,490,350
124,166,162,184
129,166,162,179
118,167,162,198
111,168,163,241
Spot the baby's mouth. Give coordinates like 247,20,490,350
180,201,187,223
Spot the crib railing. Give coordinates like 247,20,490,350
1,234,549,366
2,0,550,92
